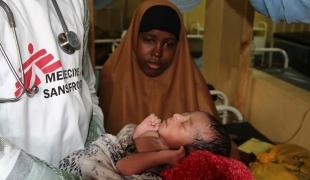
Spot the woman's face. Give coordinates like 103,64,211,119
135,29,178,77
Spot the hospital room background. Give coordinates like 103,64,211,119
90,0,310,152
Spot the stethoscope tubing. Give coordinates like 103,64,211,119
51,0,69,33
0,0,38,103
0,44,25,102
0,0,15,27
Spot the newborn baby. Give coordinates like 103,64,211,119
133,112,231,155
116,111,231,175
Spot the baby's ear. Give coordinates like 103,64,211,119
183,145,193,155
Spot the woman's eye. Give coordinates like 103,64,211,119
143,37,155,44
163,41,177,49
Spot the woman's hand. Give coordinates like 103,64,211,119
133,114,161,139
159,146,185,165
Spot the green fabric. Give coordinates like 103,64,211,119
85,117,104,146
26,154,80,180
1,137,80,180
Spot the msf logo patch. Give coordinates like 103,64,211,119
15,43,62,97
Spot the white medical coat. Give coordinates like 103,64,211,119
0,0,103,166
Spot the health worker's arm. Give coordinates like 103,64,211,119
116,146,185,176
249,0,310,23
83,54,104,133
82,2,104,135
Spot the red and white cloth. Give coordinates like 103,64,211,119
161,150,254,180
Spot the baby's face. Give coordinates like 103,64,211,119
158,112,211,149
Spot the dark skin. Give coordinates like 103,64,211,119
116,114,186,176
116,131,185,176
116,112,218,176
135,29,178,77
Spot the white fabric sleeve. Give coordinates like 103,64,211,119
82,0,104,137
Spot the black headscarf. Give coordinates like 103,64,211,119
139,5,181,39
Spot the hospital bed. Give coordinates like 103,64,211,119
252,21,290,70
210,90,243,124
273,32,310,77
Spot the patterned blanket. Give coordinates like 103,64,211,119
59,124,162,180
0,124,161,180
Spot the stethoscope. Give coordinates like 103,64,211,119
0,0,81,103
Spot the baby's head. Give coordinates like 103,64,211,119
158,111,231,156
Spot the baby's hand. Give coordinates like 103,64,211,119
133,114,161,139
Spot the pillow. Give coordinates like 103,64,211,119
251,144,310,180
161,150,254,180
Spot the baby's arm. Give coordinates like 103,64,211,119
116,146,185,176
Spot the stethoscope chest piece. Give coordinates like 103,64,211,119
52,0,81,54
58,31,81,54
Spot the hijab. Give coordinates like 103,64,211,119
139,5,180,39
99,0,217,134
